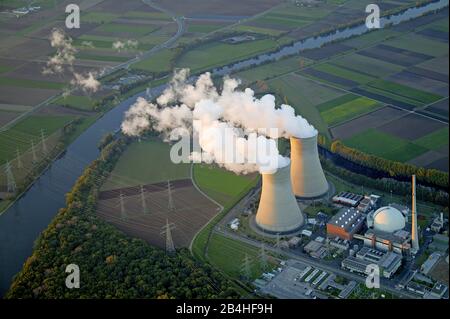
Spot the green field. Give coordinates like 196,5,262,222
233,56,311,83
365,80,443,106
82,12,119,24
193,164,258,205
94,23,158,36
101,139,191,190
123,11,171,21
314,63,376,84
333,54,403,78
131,48,176,73
176,39,278,73
0,114,74,164
414,127,449,150
232,25,285,36
268,74,344,138
53,95,96,111
385,33,449,57
343,128,427,162
320,96,381,126
0,77,64,90
208,233,273,280
188,24,226,33
76,53,129,63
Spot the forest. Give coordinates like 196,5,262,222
6,138,238,299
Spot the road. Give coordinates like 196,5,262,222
215,228,420,299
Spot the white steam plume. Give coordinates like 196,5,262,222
71,72,101,94
43,28,77,75
121,69,316,174
112,39,139,52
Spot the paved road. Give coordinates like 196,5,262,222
215,228,419,299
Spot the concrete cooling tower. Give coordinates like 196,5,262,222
256,163,304,234
290,134,328,199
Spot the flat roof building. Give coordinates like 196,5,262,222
354,228,412,255
341,247,402,278
332,192,364,207
327,208,365,240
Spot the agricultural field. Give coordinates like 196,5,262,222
101,139,191,191
97,179,220,249
255,7,449,171
193,164,258,205
176,39,279,73
207,233,275,280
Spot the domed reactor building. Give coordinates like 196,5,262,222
357,205,413,255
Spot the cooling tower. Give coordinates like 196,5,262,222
256,163,304,234
290,135,328,198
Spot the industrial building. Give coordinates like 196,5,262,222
332,192,364,207
304,240,327,259
326,208,365,240
290,135,328,199
354,228,412,255
255,163,304,234
341,247,402,278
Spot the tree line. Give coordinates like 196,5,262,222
328,140,448,189
6,137,238,299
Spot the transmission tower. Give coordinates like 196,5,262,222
259,243,268,271
167,180,175,212
119,192,127,220
5,161,17,194
16,148,23,169
31,140,37,162
161,219,176,253
140,185,148,214
240,254,252,280
40,129,47,153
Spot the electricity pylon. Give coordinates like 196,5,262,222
40,129,47,153
5,161,17,193
119,192,127,220
161,219,176,254
140,185,148,214
241,254,252,280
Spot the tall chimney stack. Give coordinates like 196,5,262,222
290,134,328,198
411,175,419,253
256,163,304,234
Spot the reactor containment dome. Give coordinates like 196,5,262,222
371,206,406,233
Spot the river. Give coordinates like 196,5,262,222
0,0,447,296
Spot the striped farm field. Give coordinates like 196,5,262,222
343,128,428,162
318,95,382,126
414,127,449,150
193,164,258,205
313,63,376,85
365,80,443,106
332,54,403,78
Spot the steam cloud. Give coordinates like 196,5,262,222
121,69,316,174
112,40,139,52
71,71,101,94
43,28,76,75
43,29,101,94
